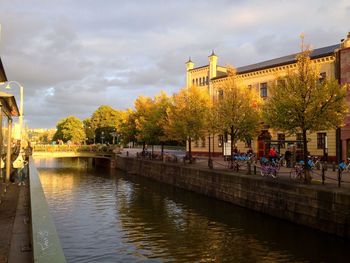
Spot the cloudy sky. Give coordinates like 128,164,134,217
0,0,349,128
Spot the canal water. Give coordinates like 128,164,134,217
36,158,350,263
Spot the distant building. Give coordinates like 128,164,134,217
185,32,350,161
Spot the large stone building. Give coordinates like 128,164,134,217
186,32,350,161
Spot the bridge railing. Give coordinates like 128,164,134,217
29,156,66,263
33,144,116,154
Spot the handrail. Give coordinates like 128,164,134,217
29,156,66,263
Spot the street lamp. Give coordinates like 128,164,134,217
101,131,104,144
0,81,24,140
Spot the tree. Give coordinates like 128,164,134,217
134,91,171,156
263,46,347,181
90,105,122,144
53,116,86,144
83,118,95,144
165,85,211,162
118,109,138,146
214,67,262,165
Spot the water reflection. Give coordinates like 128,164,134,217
37,158,350,263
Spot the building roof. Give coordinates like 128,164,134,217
0,57,7,82
237,44,339,74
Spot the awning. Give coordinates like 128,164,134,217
0,91,20,117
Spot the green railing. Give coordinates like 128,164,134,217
29,157,66,263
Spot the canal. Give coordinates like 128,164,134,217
35,158,350,262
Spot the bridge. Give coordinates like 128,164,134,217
32,145,117,159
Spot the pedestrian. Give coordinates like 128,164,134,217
285,147,292,168
269,146,277,163
13,150,26,186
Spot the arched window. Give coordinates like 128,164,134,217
196,79,198,86
206,76,209,84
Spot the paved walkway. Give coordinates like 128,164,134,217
122,148,350,190
0,181,31,263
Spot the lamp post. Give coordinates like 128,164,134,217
0,81,24,141
101,131,104,144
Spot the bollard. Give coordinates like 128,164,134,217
247,161,251,175
338,169,341,188
332,162,336,172
254,163,257,175
321,167,325,185
323,162,328,171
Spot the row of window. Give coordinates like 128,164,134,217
192,76,209,86
194,132,327,149
250,72,326,98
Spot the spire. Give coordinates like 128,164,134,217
187,56,192,63
209,49,216,57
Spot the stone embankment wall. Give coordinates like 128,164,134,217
116,156,350,239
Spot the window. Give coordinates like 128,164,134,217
245,139,252,148
202,77,205,86
317,133,326,149
206,76,209,84
319,72,326,83
199,78,202,86
248,84,252,90
277,79,286,87
195,79,198,86
195,139,199,148
260,82,268,98
277,133,285,149
296,133,302,149
218,89,224,100
192,79,195,85
201,137,206,148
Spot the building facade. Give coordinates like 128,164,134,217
186,32,350,161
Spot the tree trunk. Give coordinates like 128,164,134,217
151,144,154,159
230,126,234,169
208,134,213,169
303,129,311,183
161,142,164,161
188,137,192,164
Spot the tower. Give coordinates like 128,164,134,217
186,57,194,88
208,50,218,79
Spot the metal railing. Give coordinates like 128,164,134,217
29,156,66,263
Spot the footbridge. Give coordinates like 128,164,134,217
32,145,117,159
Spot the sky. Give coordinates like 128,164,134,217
0,0,349,128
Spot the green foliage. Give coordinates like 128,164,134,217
53,116,86,144
118,109,137,145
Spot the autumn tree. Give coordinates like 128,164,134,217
165,85,211,162
53,116,86,144
134,91,171,156
263,46,347,181
214,67,262,164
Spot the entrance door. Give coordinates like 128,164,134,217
257,130,272,158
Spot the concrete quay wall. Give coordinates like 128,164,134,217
115,156,350,239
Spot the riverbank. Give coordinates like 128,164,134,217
115,156,350,239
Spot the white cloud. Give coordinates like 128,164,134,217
0,0,349,127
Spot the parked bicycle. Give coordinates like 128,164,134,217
260,157,281,178
290,158,317,181
339,158,350,175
